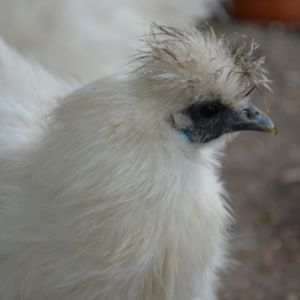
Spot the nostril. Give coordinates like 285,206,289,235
243,108,259,120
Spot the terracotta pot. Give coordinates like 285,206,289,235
231,0,300,24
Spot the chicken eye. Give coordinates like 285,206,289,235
199,103,221,118
184,101,224,123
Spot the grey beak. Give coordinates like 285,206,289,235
231,102,278,135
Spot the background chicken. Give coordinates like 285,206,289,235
0,39,76,167
0,0,221,82
0,23,276,299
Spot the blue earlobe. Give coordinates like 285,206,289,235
179,129,193,142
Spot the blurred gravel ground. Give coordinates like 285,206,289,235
212,22,300,300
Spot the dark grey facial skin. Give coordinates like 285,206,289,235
180,100,277,144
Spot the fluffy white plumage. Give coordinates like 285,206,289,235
0,23,270,299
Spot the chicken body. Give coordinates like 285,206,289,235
0,79,227,300
0,25,273,300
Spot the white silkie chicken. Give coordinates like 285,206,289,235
0,24,276,300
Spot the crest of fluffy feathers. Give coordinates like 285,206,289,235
131,24,270,106
0,24,270,300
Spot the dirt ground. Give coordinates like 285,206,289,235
212,21,300,299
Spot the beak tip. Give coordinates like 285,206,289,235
259,124,277,135
272,127,278,136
